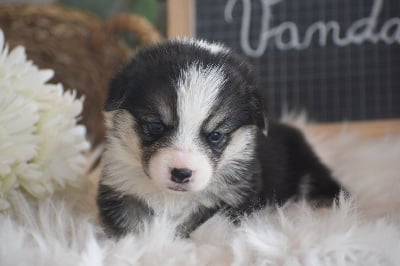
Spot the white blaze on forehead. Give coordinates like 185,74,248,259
175,64,226,148
175,37,230,54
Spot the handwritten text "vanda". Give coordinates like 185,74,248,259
225,0,400,57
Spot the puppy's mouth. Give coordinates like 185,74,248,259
167,185,189,192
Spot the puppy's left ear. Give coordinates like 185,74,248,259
104,59,136,111
229,54,268,135
249,88,268,136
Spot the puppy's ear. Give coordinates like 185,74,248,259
249,88,268,136
104,59,136,111
231,55,268,135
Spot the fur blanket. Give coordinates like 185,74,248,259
1,117,400,266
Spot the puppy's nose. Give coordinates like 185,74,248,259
171,168,192,184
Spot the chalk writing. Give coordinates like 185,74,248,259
225,0,400,57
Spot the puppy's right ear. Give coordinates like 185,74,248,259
104,59,136,111
249,88,268,136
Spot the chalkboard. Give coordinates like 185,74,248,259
195,0,400,122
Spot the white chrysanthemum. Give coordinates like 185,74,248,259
0,30,90,210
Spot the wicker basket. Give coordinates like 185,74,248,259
0,4,163,147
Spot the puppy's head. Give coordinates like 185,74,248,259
105,39,266,196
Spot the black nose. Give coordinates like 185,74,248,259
171,168,192,184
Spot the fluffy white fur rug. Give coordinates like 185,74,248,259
1,117,400,266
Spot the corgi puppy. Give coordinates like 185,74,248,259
97,39,343,238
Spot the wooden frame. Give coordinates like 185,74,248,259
166,0,400,138
167,0,195,38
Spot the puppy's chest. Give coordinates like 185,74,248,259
146,195,201,222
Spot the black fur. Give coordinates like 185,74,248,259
98,184,153,237
98,40,344,238
259,122,341,205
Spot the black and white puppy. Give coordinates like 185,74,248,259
97,39,343,238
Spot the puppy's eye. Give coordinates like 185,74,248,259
146,122,165,135
207,131,224,144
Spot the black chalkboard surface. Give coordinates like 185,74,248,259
195,0,400,122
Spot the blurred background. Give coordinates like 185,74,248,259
0,0,167,35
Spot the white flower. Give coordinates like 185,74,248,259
0,30,90,210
